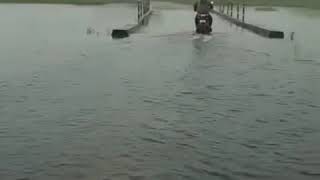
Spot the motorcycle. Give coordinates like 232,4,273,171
195,14,212,34
194,1,214,34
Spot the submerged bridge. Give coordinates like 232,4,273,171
111,0,284,39
2,2,319,180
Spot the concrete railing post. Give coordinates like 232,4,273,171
142,0,144,15
237,3,240,20
137,0,141,22
227,3,229,15
143,0,146,24
231,3,233,17
242,3,245,22
222,3,224,13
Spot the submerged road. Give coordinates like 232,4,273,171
0,2,320,180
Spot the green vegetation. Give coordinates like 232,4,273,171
0,0,319,8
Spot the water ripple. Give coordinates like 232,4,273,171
129,175,146,180
0,81,8,89
299,170,320,177
232,171,271,179
176,142,196,150
140,137,165,145
184,165,233,180
240,143,259,150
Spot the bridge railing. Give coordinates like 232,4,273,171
214,0,246,22
138,0,151,23
211,0,284,38
112,0,152,38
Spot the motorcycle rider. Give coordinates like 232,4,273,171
193,0,213,28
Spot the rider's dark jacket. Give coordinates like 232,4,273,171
193,0,212,14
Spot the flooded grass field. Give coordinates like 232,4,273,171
0,1,320,180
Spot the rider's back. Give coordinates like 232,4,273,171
194,0,211,14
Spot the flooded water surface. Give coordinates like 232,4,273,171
0,2,320,180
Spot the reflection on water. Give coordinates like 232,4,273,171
0,2,320,180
